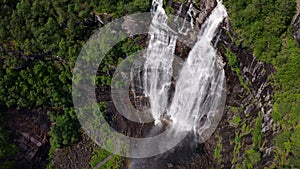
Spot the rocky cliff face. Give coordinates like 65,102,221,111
121,0,277,168
165,0,277,168
205,25,276,168
116,0,278,168
8,109,50,169
293,13,300,44
49,0,287,168
293,0,300,44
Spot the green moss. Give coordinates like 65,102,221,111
231,106,239,113
226,49,250,92
90,147,124,169
90,148,111,167
232,132,242,164
241,123,252,135
244,149,261,169
214,135,223,164
252,112,262,149
233,115,241,127
100,155,124,169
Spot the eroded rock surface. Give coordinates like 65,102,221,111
52,134,95,169
293,14,300,44
8,109,50,169
50,0,279,168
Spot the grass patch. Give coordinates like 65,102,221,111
90,147,124,169
252,112,262,149
214,135,223,164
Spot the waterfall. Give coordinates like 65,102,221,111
128,1,227,168
142,0,227,139
143,0,177,122
168,2,227,139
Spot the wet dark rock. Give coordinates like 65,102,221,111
203,14,276,168
52,0,278,168
118,0,276,168
128,133,207,169
196,0,217,26
293,13,300,44
175,41,191,60
8,109,50,169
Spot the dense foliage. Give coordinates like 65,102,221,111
225,0,300,168
0,0,149,167
1,0,299,168
48,108,81,158
272,37,300,167
224,0,296,63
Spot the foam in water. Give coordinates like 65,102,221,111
143,0,177,122
128,2,227,168
167,2,227,139
143,0,227,138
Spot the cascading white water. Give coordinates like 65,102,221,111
167,2,227,138
143,0,177,122
128,1,227,167
143,0,227,138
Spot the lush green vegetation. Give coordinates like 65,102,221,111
48,108,81,158
271,36,300,167
226,49,250,91
89,147,124,169
224,0,300,168
1,0,300,168
0,0,149,167
224,0,296,63
95,0,150,18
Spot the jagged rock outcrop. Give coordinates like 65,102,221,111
117,0,277,168
196,0,216,24
54,0,278,168
206,29,276,167
293,14,300,44
8,109,50,169
203,4,276,169
165,0,276,168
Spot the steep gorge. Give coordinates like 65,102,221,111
2,0,298,168
124,0,299,168
115,0,279,168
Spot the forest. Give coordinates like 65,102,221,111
0,0,149,168
0,0,300,168
225,0,300,167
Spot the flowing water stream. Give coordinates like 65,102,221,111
142,0,227,139
129,0,227,167
142,0,177,122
